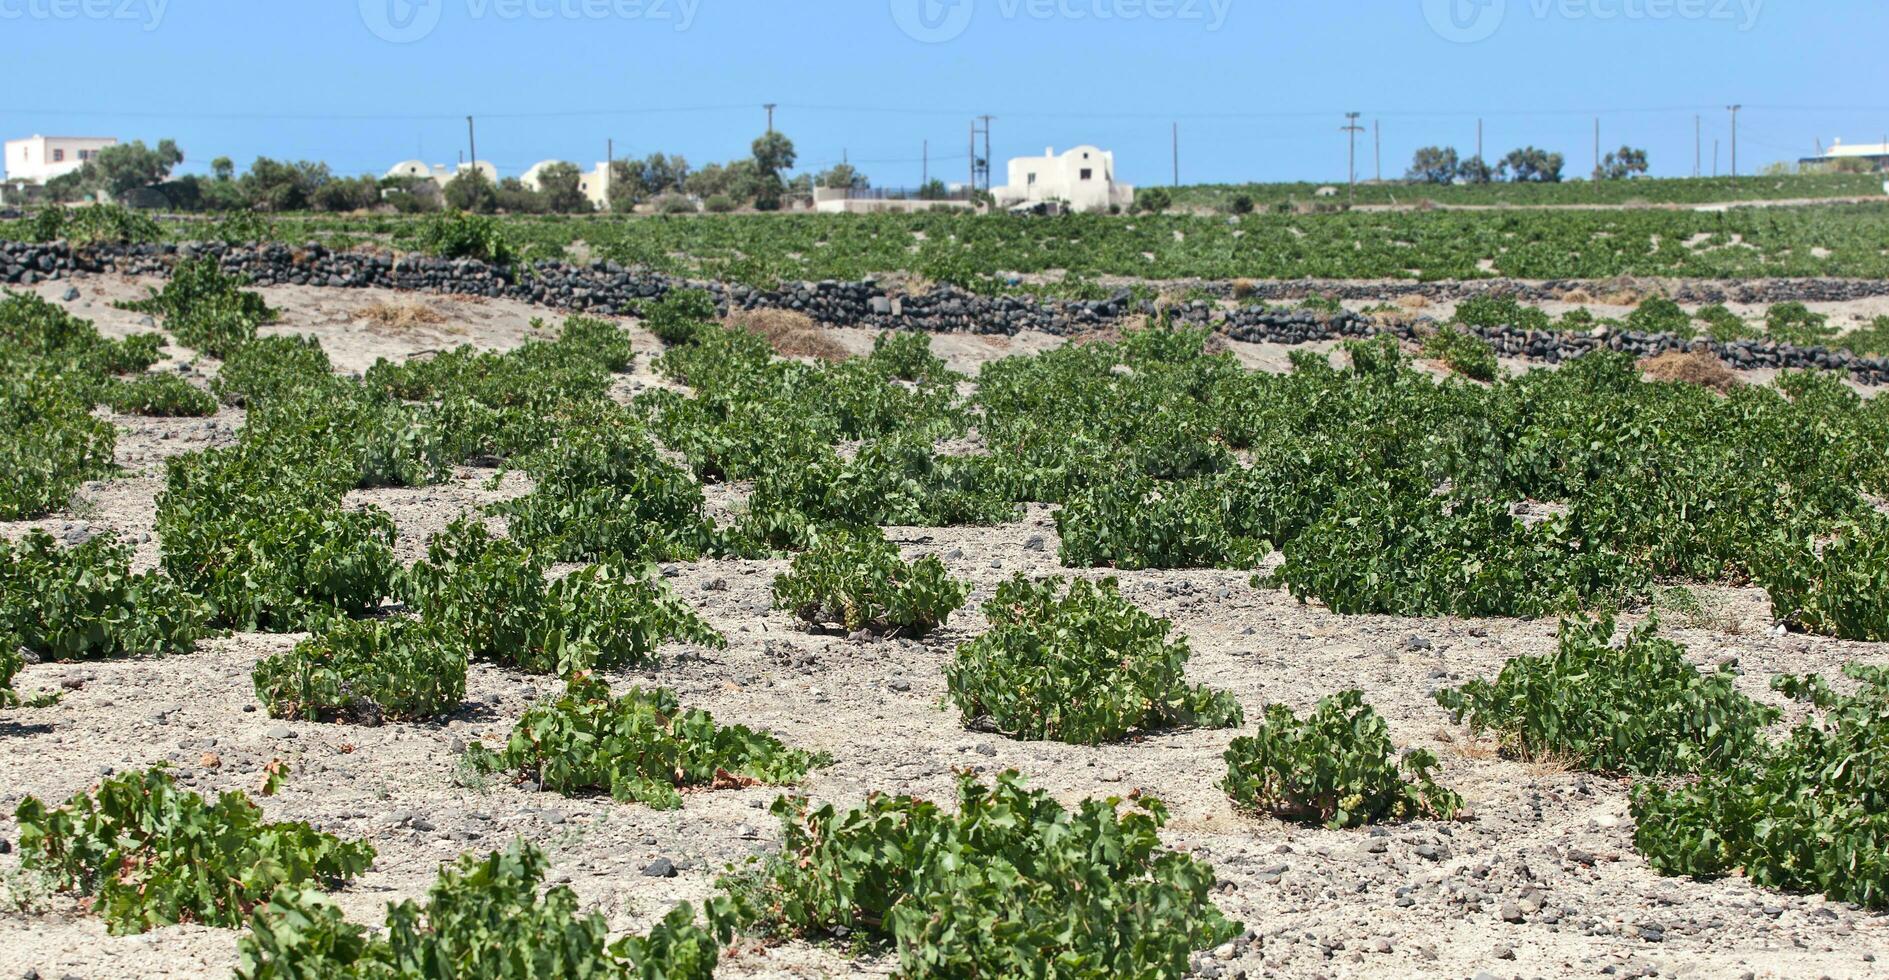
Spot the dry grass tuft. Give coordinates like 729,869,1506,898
724,309,847,361
1394,294,1431,311
1640,351,1741,393
1230,279,1259,300
355,299,447,329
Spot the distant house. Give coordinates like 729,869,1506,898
519,160,613,211
383,160,500,186
1797,138,1889,173
5,135,119,184
991,145,1134,213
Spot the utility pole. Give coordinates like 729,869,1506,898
1695,115,1702,178
1594,117,1601,180
1374,119,1382,183
922,139,928,189
606,138,614,210
466,116,477,177
1342,112,1364,202
1727,104,1742,184
1714,139,1720,178
763,104,777,133
971,115,994,199
1476,118,1484,162
1172,122,1179,187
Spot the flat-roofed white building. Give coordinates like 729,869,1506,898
520,160,613,211
991,145,1133,213
5,135,119,184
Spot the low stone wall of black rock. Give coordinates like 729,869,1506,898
5,238,1886,385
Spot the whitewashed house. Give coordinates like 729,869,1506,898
382,160,500,186
991,145,1133,213
6,135,119,184
520,160,613,211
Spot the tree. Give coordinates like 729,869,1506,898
816,163,868,190
1134,186,1172,213
1406,146,1460,185
917,179,950,201
1457,156,1497,184
443,170,498,213
240,158,331,211
82,139,184,202
312,175,381,212
685,160,759,203
750,131,797,211
1501,147,1565,183
532,161,593,213
211,157,235,182
1596,146,1650,181
494,178,547,214
640,153,688,194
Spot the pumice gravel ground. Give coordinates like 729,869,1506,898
1,274,1885,979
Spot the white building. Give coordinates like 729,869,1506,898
520,160,613,211
1797,138,1889,172
382,160,500,186
5,135,118,184
991,145,1133,213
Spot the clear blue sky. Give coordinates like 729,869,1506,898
6,0,1886,187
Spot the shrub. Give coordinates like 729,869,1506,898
253,617,467,724
770,526,969,636
1435,616,1777,775
0,290,164,376
103,373,217,417
1695,303,1755,342
1135,186,1173,213
0,367,117,519
640,288,719,346
0,530,204,661
1272,482,1647,618
401,519,724,675
1055,477,1266,571
1625,297,1694,338
212,334,332,406
0,644,21,705
493,421,719,563
1453,293,1552,333
1423,325,1499,380
1766,301,1835,347
1228,193,1255,214
156,448,400,632
1223,690,1461,829
946,574,1242,744
704,193,738,213
238,842,732,980
1757,518,1889,641
13,766,375,935
119,258,277,359
734,770,1241,978
1631,664,1889,908
868,329,951,383
410,209,518,265
1837,315,1889,357
466,675,827,808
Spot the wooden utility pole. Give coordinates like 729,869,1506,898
1727,104,1742,184
1172,122,1179,187
1594,117,1601,180
1374,119,1382,183
606,138,614,210
764,103,777,133
922,139,928,188
466,116,477,176
1695,115,1702,178
1476,118,1483,162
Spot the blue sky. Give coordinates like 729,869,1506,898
5,0,1885,187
